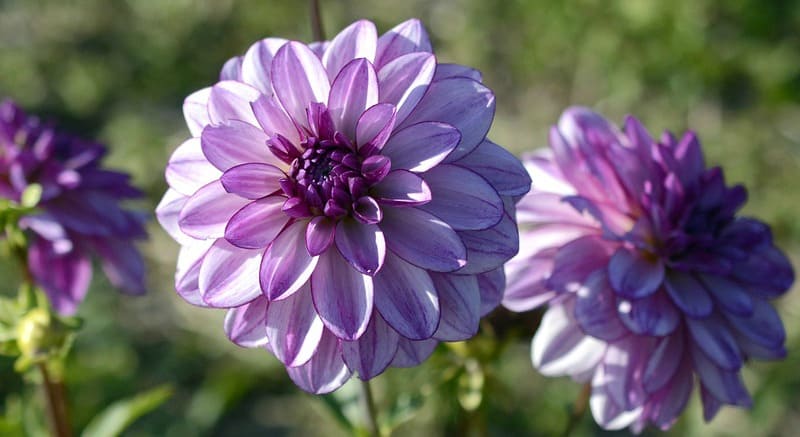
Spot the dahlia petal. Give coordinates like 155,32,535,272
178,180,249,239
700,385,722,422
371,170,431,206
403,77,495,161
220,56,242,81
335,218,386,275
305,216,336,256
241,37,287,93
166,138,222,196
220,162,284,199
391,338,439,368
375,19,432,68
589,387,642,431
574,270,628,342
547,235,614,293
373,253,439,340
380,206,466,272
260,220,319,300
322,20,378,80
381,121,460,172
698,274,753,316
311,250,374,340
155,189,191,245
224,296,269,348
686,315,743,370
732,245,794,297
502,251,557,312
378,52,436,124
199,239,262,307
664,271,713,317
456,208,519,274
532,301,605,378
691,343,752,407
431,273,480,341
201,120,273,171
650,359,693,430
433,63,482,82
419,164,504,231
673,131,706,185
286,330,352,394
175,239,214,304
327,59,379,140
642,333,684,393
207,80,261,125
266,283,325,367
272,42,331,127
183,87,212,136
725,297,785,349
224,196,288,249
477,268,505,316
608,247,664,298
454,140,531,196
616,291,680,336
342,313,399,380
28,238,92,316
93,239,146,295
355,103,396,152
515,192,596,227
596,339,645,410
251,94,302,147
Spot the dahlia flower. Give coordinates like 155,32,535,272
503,107,794,431
0,99,146,315
156,19,530,393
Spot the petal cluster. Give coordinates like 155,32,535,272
156,19,530,393
0,99,147,315
503,107,794,431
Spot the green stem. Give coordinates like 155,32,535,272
38,362,72,437
359,379,379,437
561,382,591,437
309,0,325,41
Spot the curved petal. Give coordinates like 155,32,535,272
28,239,91,316
241,37,287,93
453,140,531,196
725,298,785,349
378,52,436,124
272,42,331,127
616,291,680,337
224,296,269,348
334,218,385,275
375,19,432,68
341,312,399,380
456,208,519,274
201,120,273,171
532,301,606,378
664,271,713,318
166,138,221,196
155,189,191,245
311,250,374,341
355,103,396,153
322,20,378,80
686,314,743,371
699,274,753,317
574,270,628,342
433,63,482,82
691,343,752,407
260,220,319,300
380,206,466,272
286,330,352,394
419,164,503,231
390,337,438,368
371,170,431,206
306,216,336,256
373,253,439,340
381,121,460,172
431,273,480,341
183,87,212,136
266,283,325,367
328,58,379,139
207,80,261,125
199,239,262,307
642,333,684,393
608,247,664,299
477,267,505,316
179,180,250,239
220,162,284,199
251,94,301,147
224,196,288,249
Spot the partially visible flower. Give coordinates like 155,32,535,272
503,107,794,431
0,99,147,315
157,19,530,393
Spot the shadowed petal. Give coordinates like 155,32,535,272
664,271,713,317
378,52,436,124
725,298,785,349
251,94,301,147
342,313,399,379
286,330,352,394
201,120,273,171
241,37,287,93
477,268,505,316
691,343,752,407
220,162,284,199
391,338,438,367
574,270,628,342
431,273,480,341
616,291,680,337
266,283,325,367
179,180,249,239
312,250,374,341
224,296,269,348
225,196,288,249
642,333,684,393
419,164,503,231
356,103,396,152
260,221,318,300
375,19,432,67
328,58,379,139
208,81,261,125
28,238,91,316
373,253,439,340
272,42,331,127
381,121,460,172
306,216,336,256
371,170,431,206
335,218,386,275
166,138,221,196
454,140,531,196
199,239,262,308
686,314,743,370
322,20,378,80
456,208,520,275
381,206,466,272
608,247,664,299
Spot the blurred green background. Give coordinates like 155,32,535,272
1,0,799,435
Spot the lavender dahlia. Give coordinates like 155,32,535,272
0,99,146,315
156,19,530,393
503,107,794,431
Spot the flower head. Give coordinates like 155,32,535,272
156,19,530,393
0,99,147,315
503,107,794,431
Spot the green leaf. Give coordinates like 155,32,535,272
81,385,173,437
20,183,42,208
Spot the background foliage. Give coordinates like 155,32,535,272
1,0,799,435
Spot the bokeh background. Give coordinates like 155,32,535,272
1,0,799,435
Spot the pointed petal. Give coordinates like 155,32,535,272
179,180,249,239
183,87,211,136
272,42,331,127
251,94,301,147
371,170,431,206
456,207,519,275
608,247,664,298
616,291,680,336
477,268,505,316
375,19,432,67
199,239,262,307
419,164,503,231
574,270,628,341
643,333,684,393
201,120,273,171
224,196,288,249
328,58,379,139
266,283,325,367
380,206,466,272
166,138,221,196
286,330,352,394
260,220,319,300
355,103,396,152
390,337,438,367
306,216,336,256
241,37,287,93
342,313,400,380
322,20,378,79
700,274,753,316
377,52,436,124
532,301,606,377
686,314,743,370
691,343,752,407
373,253,439,340
333,218,386,276
664,271,713,317
207,80,261,125
725,298,785,349
381,121,460,172
431,273,480,341
224,296,269,347
311,250,374,340
454,140,531,196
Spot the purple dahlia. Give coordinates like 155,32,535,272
503,107,794,431
156,19,530,393
0,99,146,315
